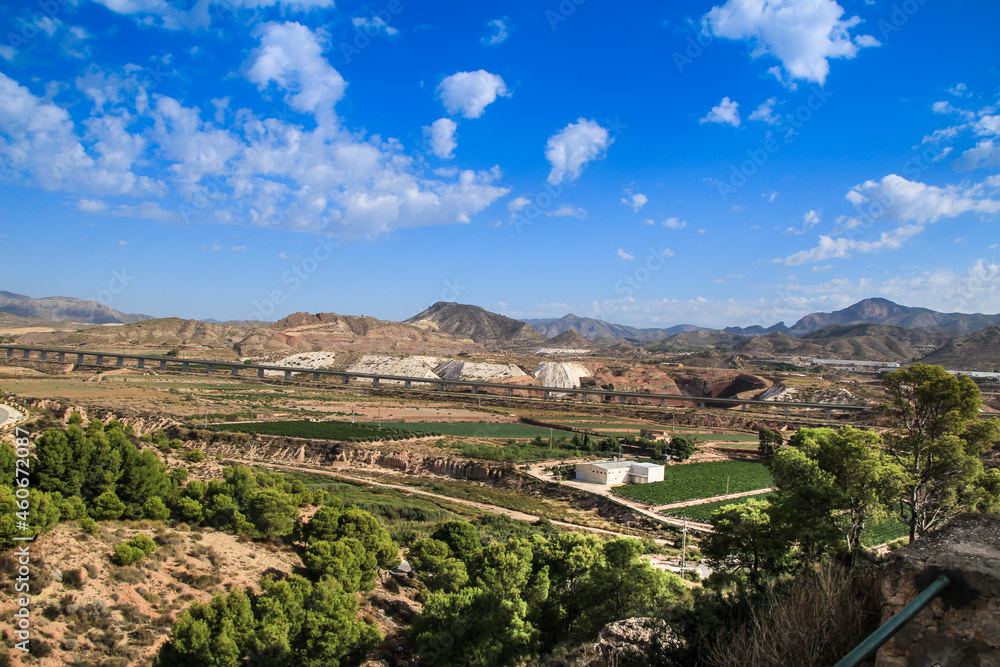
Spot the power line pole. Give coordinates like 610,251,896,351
681,519,688,579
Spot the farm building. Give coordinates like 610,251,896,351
639,429,670,442
576,460,665,486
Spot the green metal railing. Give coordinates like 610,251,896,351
834,574,951,667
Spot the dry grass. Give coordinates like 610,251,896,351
705,561,881,667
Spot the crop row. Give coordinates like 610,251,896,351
208,420,419,442
614,461,774,505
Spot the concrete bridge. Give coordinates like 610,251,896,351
0,345,870,418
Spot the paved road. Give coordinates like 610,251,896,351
0,404,24,429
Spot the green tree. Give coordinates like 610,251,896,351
302,538,376,592
669,436,697,461
881,364,1000,542
771,427,903,553
407,538,469,592
89,490,126,520
757,429,783,456
702,498,790,585
429,520,481,562
245,487,297,539
174,496,205,524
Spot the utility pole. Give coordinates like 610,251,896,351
681,519,688,579
726,476,730,498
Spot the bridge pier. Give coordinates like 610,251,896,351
471,385,477,394
115,356,123,367
205,364,213,374
741,403,747,412
232,367,240,377
544,391,551,399
372,378,380,388
826,408,832,419
312,372,320,382
284,370,292,381
438,383,445,392
619,396,626,404
39,351,47,361
783,406,789,417
342,376,350,385
5,348,12,358
96,355,104,366
699,401,705,408
181,362,189,372
404,380,411,389
22,350,30,359
57,352,65,362
159,360,166,371
77,353,85,364
137,358,144,369
507,388,513,397
659,398,665,406
257,368,265,379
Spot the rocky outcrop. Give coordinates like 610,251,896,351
186,431,512,481
579,617,685,666
876,513,1000,667
13,395,177,435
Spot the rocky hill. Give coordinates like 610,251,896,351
407,302,547,349
730,328,922,362
545,329,596,349
524,313,701,341
787,297,1000,335
918,326,1000,371
0,290,152,324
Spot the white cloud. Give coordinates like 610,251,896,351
662,217,687,229
481,18,509,45
948,83,969,97
786,209,820,234
618,248,635,261
545,118,613,185
956,140,1000,172
247,22,347,124
703,0,878,85
507,196,530,213
778,174,1000,265
118,239,128,245
0,45,14,61
437,70,509,119
78,199,108,212
424,118,457,159
622,192,648,212
549,204,586,218
91,0,335,30
700,97,740,127
749,97,780,124
352,16,399,37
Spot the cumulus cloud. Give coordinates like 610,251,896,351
703,0,879,85
957,140,1000,171
749,97,780,124
662,217,687,229
437,70,509,119
424,118,457,159
247,22,347,124
549,204,586,218
700,97,740,127
507,196,530,213
0,22,512,240
622,192,648,211
91,0,335,30
481,18,509,45
786,209,820,234
777,174,1000,265
618,248,635,261
545,118,613,185
352,16,399,37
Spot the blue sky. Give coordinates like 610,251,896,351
1,0,998,328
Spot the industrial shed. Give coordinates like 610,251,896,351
576,460,665,486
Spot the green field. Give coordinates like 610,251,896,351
209,420,411,441
664,493,909,546
615,461,774,505
372,421,573,439
662,492,777,521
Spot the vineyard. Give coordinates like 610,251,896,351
614,461,774,505
664,494,909,546
372,421,571,439
209,420,414,442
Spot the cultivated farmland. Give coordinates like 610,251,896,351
209,420,412,441
373,421,573,439
615,461,774,505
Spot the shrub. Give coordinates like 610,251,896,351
110,544,145,567
182,449,206,463
63,568,84,590
78,517,100,537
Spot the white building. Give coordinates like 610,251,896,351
576,460,665,486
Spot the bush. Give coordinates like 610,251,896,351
78,517,100,537
182,449,206,463
110,544,146,567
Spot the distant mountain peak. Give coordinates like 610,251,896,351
407,302,547,348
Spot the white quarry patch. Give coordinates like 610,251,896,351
433,359,528,382
263,351,341,377
345,355,443,384
534,362,590,389
758,383,856,404
534,347,591,355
